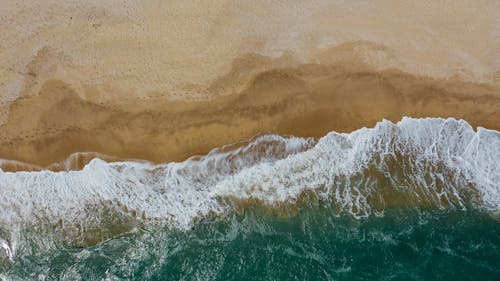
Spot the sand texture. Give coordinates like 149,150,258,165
0,0,499,170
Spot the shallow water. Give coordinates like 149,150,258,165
0,117,499,280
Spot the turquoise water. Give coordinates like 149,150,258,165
1,118,499,280
4,208,500,280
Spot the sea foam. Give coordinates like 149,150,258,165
0,118,498,234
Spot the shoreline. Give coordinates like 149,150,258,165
0,1,498,172
0,61,499,171
1,116,497,174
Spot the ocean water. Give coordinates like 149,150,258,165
0,117,499,280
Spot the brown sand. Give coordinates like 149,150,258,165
1,2,498,111
0,52,498,171
0,1,499,171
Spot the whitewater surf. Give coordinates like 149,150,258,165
0,117,499,280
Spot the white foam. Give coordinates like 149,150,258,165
0,118,498,232
214,118,499,213
0,134,315,229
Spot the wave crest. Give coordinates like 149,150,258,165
0,118,498,250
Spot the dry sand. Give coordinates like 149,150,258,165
0,1,499,171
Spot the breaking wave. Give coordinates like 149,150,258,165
0,117,498,260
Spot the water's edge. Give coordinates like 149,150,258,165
1,117,499,280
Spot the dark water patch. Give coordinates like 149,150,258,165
3,208,499,280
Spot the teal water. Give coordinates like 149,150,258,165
1,118,499,280
4,208,499,280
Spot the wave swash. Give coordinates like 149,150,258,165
0,117,499,275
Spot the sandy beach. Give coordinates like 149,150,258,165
0,0,499,170
1,2,500,279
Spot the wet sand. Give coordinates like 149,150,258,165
0,54,498,171
0,1,499,170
